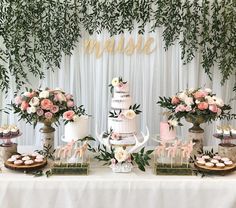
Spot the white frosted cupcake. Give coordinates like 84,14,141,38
36,155,44,159
216,163,225,168
24,160,34,165
213,155,221,160
7,158,16,163
205,162,214,168
210,159,219,164
202,155,210,160
197,160,206,166
35,158,43,163
14,160,23,165
221,157,230,162
22,156,30,161
224,161,233,166
11,154,21,159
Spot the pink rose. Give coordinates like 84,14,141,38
41,99,53,110
198,102,209,110
37,108,44,116
171,96,180,105
45,112,53,120
50,105,59,113
209,104,218,113
175,104,186,113
67,100,74,108
20,101,29,111
54,92,66,103
185,106,192,112
111,133,120,140
194,91,207,99
63,110,75,120
15,96,22,105
66,94,73,100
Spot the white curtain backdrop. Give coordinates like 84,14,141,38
0,26,235,148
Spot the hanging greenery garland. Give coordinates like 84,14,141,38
0,0,235,92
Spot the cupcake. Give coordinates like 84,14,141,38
31,152,39,159
14,160,23,165
213,155,221,160
11,154,21,160
205,162,214,168
224,161,233,166
197,160,206,166
216,163,225,168
24,160,34,165
3,129,10,137
7,158,16,163
221,157,230,162
36,155,44,160
22,156,31,161
10,128,19,136
35,158,43,163
202,155,210,160
0,128,4,137
210,159,219,164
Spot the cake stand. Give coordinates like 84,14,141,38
0,133,22,162
213,133,236,162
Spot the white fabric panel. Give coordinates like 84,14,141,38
1,167,236,208
0,27,235,147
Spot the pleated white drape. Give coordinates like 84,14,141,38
0,27,235,148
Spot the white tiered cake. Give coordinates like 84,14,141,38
107,78,141,146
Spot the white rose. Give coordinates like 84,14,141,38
39,90,49,98
114,147,129,163
168,119,178,127
178,92,188,101
124,110,136,119
73,115,80,122
204,88,212,93
195,100,200,104
111,77,119,87
27,106,36,114
29,97,40,106
188,88,195,93
215,97,224,107
184,97,194,106
24,92,31,97
205,96,215,105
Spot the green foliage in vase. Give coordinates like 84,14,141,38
0,0,235,92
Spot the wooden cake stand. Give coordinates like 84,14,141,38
5,159,47,172
194,162,236,175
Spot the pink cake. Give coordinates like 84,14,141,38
160,122,176,140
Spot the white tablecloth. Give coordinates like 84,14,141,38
1,147,236,208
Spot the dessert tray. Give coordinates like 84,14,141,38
4,153,47,172
0,133,22,146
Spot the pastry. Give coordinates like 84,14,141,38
210,159,219,164
36,155,44,159
213,155,221,160
11,154,21,159
24,160,34,165
197,160,206,166
216,163,225,168
7,158,16,163
224,161,233,166
221,157,230,162
205,162,214,168
14,160,23,165
35,158,43,163
22,156,31,161
202,155,210,160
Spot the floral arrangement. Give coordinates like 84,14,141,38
109,104,142,119
108,77,127,94
63,105,87,124
88,145,153,171
11,88,76,126
157,88,232,127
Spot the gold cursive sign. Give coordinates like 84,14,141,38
84,35,156,58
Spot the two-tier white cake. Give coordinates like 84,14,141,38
107,78,141,146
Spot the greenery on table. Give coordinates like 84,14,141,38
0,0,235,92
89,144,153,171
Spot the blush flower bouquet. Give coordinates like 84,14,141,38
11,88,75,127
158,88,232,128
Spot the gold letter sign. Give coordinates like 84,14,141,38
84,35,156,58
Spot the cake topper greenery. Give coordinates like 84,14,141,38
0,0,235,92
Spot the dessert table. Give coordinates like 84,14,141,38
1,146,236,208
